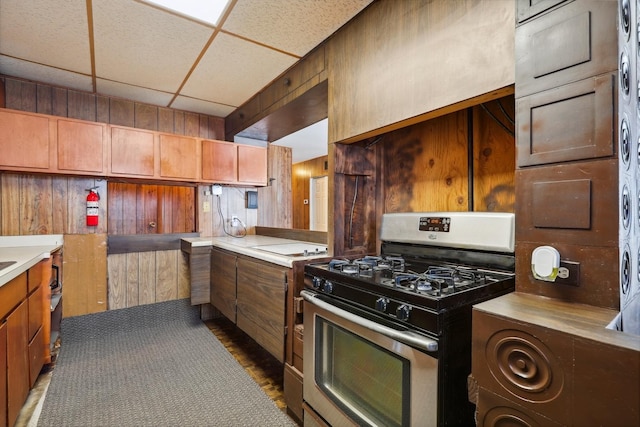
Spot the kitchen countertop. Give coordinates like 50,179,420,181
182,235,329,268
0,235,63,287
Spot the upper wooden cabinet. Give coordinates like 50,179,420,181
0,109,52,172
202,139,237,183
57,119,107,175
0,108,267,185
159,134,199,181
109,126,155,178
201,139,267,186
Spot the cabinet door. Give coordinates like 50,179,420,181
238,145,267,185
109,126,155,177
159,134,199,181
27,285,43,341
6,300,29,427
57,119,106,174
0,109,52,171
1,321,6,427
201,139,237,183
236,257,286,362
210,248,237,322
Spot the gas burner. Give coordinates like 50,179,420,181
327,256,405,276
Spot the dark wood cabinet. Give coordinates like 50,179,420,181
472,293,640,427
210,247,237,322
236,257,287,362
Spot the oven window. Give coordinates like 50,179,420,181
316,317,410,427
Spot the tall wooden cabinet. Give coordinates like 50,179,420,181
471,2,636,426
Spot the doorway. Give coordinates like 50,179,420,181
310,175,328,231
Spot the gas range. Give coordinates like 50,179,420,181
303,212,516,336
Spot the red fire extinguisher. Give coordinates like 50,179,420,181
86,187,100,227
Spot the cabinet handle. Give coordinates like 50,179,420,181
149,221,156,228
294,296,304,314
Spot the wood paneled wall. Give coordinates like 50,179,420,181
0,173,108,235
108,182,196,235
1,76,225,139
326,0,515,143
258,145,293,228
198,185,258,237
107,249,189,310
383,96,515,214
292,156,328,229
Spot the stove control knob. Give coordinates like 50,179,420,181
312,276,323,289
375,298,389,313
322,280,334,294
396,304,411,321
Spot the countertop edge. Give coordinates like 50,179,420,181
181,236,330,268
0,243,63,287
474,292,640,351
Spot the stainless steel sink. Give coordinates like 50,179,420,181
0,261,17,272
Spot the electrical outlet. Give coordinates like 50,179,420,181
554,260,580,286
231,215,239,227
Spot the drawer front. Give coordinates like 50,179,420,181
516,1,617,97
0,273,27,320
27,261,43,293
28,285,44,341
28,326,45,388
516,74,616,167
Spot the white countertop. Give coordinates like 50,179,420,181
0,235,63,287
182,235,329,268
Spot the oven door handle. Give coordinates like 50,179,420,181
301,290,438,352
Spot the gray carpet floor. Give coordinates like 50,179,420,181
36,299,296,427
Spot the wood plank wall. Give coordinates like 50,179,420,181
107,249,189,310
258,145,293,228
292,156,328,229
198,185,258,237
1,76,224,139
383,96,515,214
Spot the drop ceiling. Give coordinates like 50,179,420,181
0,0,373,120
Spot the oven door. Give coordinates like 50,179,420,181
302,290,439,427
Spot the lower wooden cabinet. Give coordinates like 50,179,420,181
1,261,49,427
236,257,287,362
6,300,29,427
472,293,640,427
0,321,7,427
210,248,237,322
209,248,287,362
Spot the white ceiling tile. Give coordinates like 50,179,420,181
171,95,236,117
222,0,373,56
181,32,297,107
96,79,174,107
0,56,93,92
0,0,92,73
92,0,214,93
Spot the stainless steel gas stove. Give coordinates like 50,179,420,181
302,212,515,427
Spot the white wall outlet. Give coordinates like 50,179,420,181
231,215,239,227
203,201,210,213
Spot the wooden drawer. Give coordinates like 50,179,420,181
284,363,303,423
516,1,616,97
27,285,44,341
28,325,45,388
0,273,27,320
27,261,43,293
516,0,568,24
516,74,616,167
